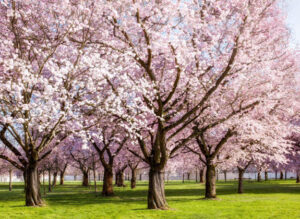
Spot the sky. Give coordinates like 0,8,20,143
286,0,300,47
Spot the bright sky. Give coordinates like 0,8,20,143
286,0,300,47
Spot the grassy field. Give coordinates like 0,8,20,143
0,180,299,219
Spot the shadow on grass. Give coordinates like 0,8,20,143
0,180,299,207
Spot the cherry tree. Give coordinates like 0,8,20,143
127,154,141,189
75,0,298,209
0,0,104,206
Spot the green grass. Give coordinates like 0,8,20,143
0,180,299,219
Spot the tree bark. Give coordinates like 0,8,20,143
238,168,244,194
280,171,283,180
116,170,125,187
82,171,89,187
200,169,205,183
257,171,261,182
148,168,168,209
9,169,12,191
264,171,268,181
131,168,137,189
205,163,216,199
24,165,43,206
52,171,57,187
296,171,300,183
102,168,114,196
224,170,227,182
187,173,190,181
60,171,65,185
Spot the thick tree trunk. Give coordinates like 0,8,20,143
60,171,65,185
264,171,268,181
52,171,57,187
9,169,12,191
296,171,300,183
238,168,244,194
131,169,137,189
82,171,89,187
24,165,43,206
200,169,205,183
280,171,283,180
48,169,52,192
187,173,190,181
102,169,114,196
257,171,261,182
205,164,216,199
148,168,168,209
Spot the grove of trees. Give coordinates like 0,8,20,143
0,0,299,210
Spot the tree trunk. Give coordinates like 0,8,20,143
264,171,268,181
205,164,216,199
48,169,52,192
9,169,12,191
238,168,244,194
24,165,43,206
182,173,185,183
224,171,227,182
102,169,114,196
139,173,142,181
257,171,261,182
200,169,205,183
284,170,287,180
82,171,89,187
52,171,57,187
296,171,300,183
187,173,190,181
60,171,65,185
148,168,168,209
43,171,46,195
93,168,97,193
280,171,283,180
89,170,92,188
115,171,118,185
275,171,278,180
131,168,137,189
116,170,125,187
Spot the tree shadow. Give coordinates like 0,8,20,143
0,181,299,208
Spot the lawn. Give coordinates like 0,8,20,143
0,180,299,219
